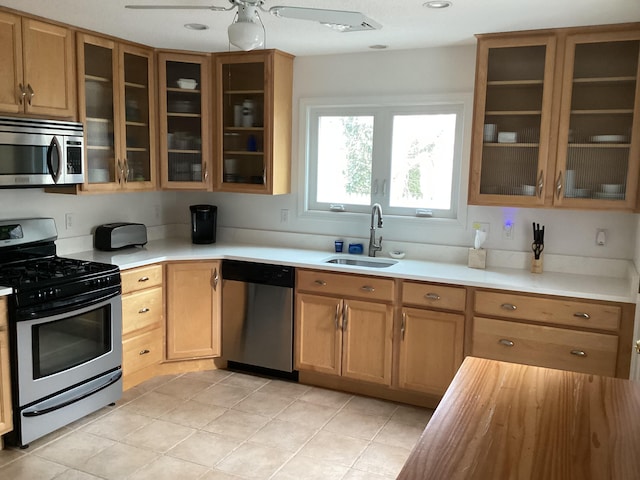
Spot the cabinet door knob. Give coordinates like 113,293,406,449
138,276,150,282
139,349,150,355
556,171,563,199
570,350,587,357
335,303,340,330
573,312,590,319
343,302,348,331
401,312,406,340
500,303,517,311
537,170,544,198
424,293,440,301
498,339,514,347
26,83,34,105
361,286,375,292
314,280,327,286
18,83,26,104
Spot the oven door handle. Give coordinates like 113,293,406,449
22,369,122,417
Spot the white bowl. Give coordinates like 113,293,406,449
601,184,623,194
177,78,197,89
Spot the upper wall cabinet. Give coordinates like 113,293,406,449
158,52,211,190
78,34,156,192
0,12,76,118
213,49,293,195
469,24,640,211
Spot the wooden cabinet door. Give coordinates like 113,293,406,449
398,307,464,396
342,299,393,385
0,11,23,114
295,293,342,375
0,297,12,436
166,261,221,360
22,18,75,117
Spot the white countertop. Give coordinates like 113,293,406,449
60,238,636,304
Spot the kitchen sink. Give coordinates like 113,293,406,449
324,256,397,268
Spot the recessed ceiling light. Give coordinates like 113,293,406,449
369,44,388,50
423,1,452,8
184,23,209,31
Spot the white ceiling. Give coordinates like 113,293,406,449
2,0,639,56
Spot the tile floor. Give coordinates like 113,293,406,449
0,369,433,480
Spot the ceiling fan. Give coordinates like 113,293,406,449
125,0,382,51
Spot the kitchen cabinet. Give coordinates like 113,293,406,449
0,297,12,438
166,261,221,360
158,52,211,190
0,12,75,117
398,282,465,396
470,289,630,377
121,264,164,389
295,270,394,385
469,23,640,211
213,49,293,194
78,34,156,191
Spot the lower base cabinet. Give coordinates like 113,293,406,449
166,261,221,360
398,307,464,396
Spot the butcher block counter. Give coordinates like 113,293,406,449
397,356,640,480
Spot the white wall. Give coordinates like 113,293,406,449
0,44,637,260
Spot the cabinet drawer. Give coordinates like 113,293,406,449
474,291,620,331
402,282,466,312
123,328,163,375
297,269,395,302
122,287,163,336
121,264,163,294
471,317,618,377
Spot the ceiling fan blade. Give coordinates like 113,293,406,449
269,6,381,31
125,5,228,11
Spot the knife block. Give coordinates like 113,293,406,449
531,255,543,274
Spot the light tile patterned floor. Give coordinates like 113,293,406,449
0,370,433,480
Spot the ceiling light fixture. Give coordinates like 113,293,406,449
228,4,264,51
423,1,453,9
184,23,209,31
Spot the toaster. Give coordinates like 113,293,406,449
94,222,147,251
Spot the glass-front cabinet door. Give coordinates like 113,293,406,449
213,50,293,194
554,31,640,209
78,34,155,192
469,35,557,206
158,53,210,189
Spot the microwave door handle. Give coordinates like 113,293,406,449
47,136,63,183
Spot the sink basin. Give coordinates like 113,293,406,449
324,256,397,268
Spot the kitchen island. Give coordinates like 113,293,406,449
397,356,640,480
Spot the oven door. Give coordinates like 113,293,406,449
15,295,122,407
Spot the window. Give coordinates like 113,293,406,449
303,96,468,220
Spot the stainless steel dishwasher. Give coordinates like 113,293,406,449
222,260,295,375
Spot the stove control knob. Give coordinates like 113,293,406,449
49,288,55,297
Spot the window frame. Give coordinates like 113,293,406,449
298,94,473,227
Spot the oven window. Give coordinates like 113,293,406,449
32,305,112,378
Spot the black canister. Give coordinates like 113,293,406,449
190,204,217,244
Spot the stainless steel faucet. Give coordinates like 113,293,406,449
368,203,383,257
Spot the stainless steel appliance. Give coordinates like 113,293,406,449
94,222,148,251
190,204,217,244
222,260,295,376
0,116,84,187
0,218,122,447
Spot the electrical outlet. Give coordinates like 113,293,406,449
503,221,514,240
596,229,606,246
472,222,490,233
280,209,289,224
64,213,74,230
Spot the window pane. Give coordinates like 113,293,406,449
389,114,457,209
316,116,374,206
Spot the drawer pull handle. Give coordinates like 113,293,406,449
635,340,640,354
361,286,375,292
139,349,150,355
138,307,150,314
570,350,587,357
138,276,150,282
424,293,441,301
314,280,327,286
573,312,590,319
498,339,514,347
500,303,517,311
401,312,406,340
335,303,340,330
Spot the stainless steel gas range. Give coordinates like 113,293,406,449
0,218,122,447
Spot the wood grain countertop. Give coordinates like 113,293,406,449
397,356,640,480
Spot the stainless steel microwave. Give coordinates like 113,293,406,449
0,116,84,187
